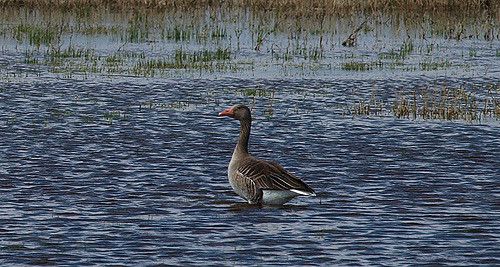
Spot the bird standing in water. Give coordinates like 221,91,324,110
219,104,316,205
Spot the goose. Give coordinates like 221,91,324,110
219,104,316,205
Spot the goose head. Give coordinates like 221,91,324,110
218,104,251,121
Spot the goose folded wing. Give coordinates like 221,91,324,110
236,158,314,193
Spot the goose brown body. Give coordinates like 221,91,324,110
219,104,315,205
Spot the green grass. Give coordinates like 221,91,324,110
105,54,123,65
80,115,95,123
211,26,227,39
138,100,191,110
132,47,232,76
1,2,497,79
24,50,39,64
125,12,149,43
162,26,192,41
342,61,372,71
419,59,451,71
380,40,414,59
399,40,414,59
469,48,478,57
241,88,273,98
49,46,94,59
13,24,57,47
103,110,125,124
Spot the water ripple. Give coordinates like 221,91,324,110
0,78,498,265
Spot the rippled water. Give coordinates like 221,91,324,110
0,77,498,265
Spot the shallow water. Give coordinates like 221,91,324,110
1,6,500,80
0,76,499,265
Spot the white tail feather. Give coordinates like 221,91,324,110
290,189,316,196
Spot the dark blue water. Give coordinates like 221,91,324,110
0,77,499,266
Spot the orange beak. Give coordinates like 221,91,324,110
218,107,234,117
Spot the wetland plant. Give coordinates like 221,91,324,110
103,110,126,124
342,61,372,71
419,59,451,71
13,24,57,47
132,47,232,76
392,86,499,122
1,1,499,79
347,85,499,123
2,0,497,14
125,11,149,43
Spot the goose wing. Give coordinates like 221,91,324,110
235,157,316,196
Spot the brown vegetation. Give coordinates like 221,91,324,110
0,0,498,14
350,85,499,122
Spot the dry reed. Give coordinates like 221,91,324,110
349,84,499,122
1,0,498,14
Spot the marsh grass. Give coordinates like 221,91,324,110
349,84,499,122
125,11,149,43
161,26,192,42
103,110,126,124
1,0,498,78
132,48,232,76
80,115,95,124
392,87,492,121
342,61,372,71
13,24,58,47
138,100,191,110
349,86,385,116
2,0,497,15
419,59,451,71
23,45,233,77
49,46,94,60
399,40,414,60
241,88,274,98
24,50,39,64
48,108,72,119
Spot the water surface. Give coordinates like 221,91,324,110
0,4,499,265
0,77,498,265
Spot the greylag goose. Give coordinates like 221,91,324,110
219,104,316,205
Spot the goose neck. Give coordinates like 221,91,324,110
235,118,251,155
